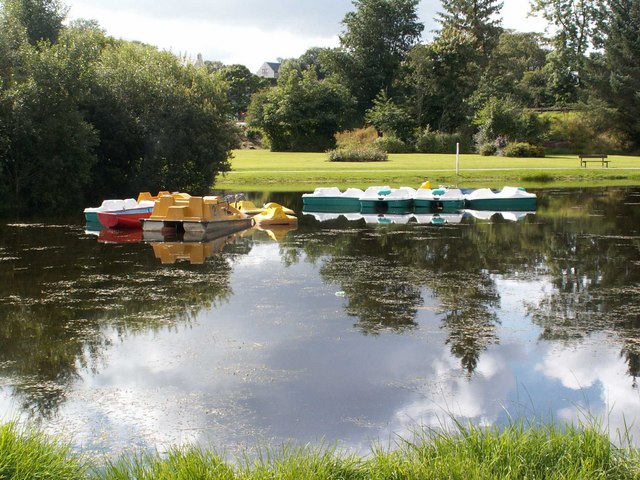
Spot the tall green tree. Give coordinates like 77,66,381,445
593,0,640,149
213,64,267,119
472,32,552,108
530,0,606,104
1,0,67,45
0,37,98,212
406,30,479,132
437,0,504,63
248,67,355,152
85,41,237,198
333,0,423,116
530,0,605,59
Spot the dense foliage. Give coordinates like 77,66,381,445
252,0,640,156
0,0,237,214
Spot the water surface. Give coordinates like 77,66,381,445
1,187,639,457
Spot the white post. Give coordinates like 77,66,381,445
456,142,460,175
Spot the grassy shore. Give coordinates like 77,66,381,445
2,421,639,479
217,149,640,191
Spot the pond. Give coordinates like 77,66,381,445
0,187,639,458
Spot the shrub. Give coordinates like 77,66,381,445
245,127,263,142
415,129,473,153
365,91,415,141
335,127,379,149
478,142,498,156
327,147,388,162
543,109,630,153
502,142,545,157
374,136,411,153
473,96,549,152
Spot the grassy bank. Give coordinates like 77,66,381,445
3,421,639,479
217,150,640,191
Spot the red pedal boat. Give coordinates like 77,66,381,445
97,206,154,229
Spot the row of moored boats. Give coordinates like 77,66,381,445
302,184,537,213
84,192,297,238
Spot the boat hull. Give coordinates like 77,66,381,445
97,208,153,229
465,198,537,211
85,212,99,223
360,199,413,212
302,187,365,212
142,217,253,238
302,197,361,210
413,198,465,210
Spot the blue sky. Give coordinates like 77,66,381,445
64,0,548,73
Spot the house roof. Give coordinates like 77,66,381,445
264,62,280,72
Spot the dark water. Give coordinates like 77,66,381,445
1,187,639,457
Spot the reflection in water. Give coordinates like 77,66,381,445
0,188,639,456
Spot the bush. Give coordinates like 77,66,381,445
415,129,473,153
543,109,630,153
473,97,550,153
245,127,263,143
335,127,379,149
327,147,388,162
374,136,411,153
502,142,545,157
478,142,498,156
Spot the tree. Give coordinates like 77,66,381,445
406,30,480,132
1,0,67,46
593,0,640,149
364,91,415,141
336,0,423,116
248,67,355,152
529,0,606,102
213,64,267,119
437,0,504,63
0,36,98,213
530,0,606,59
473,96,548,150
85,41,238,198
472,32,553,108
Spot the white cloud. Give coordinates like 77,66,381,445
64,0,547,72
537,334,640,443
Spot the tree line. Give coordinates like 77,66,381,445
0,0,240,214
1,0,639,214
247,0,640,157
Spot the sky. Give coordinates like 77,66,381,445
63,0,549,73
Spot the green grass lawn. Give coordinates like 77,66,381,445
3,420,639,479
217,149,640,191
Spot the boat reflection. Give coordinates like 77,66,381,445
463,210,536,222
98,228,143,243
86,222,298,264
413,212,464,224
304,209,535,224
145,230,244,264
242,224,298,242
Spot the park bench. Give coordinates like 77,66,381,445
580,154,609,168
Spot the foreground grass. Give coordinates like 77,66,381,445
0,422,87,479
4,421,640,479
218,149,640,191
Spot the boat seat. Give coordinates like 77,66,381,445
166,205,189,219
150,195,175,218
188,196,205,218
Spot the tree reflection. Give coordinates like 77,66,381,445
288,187,640,378
525,188,640,386
285,218,509,369
322,255,422,334
0,223,243,417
